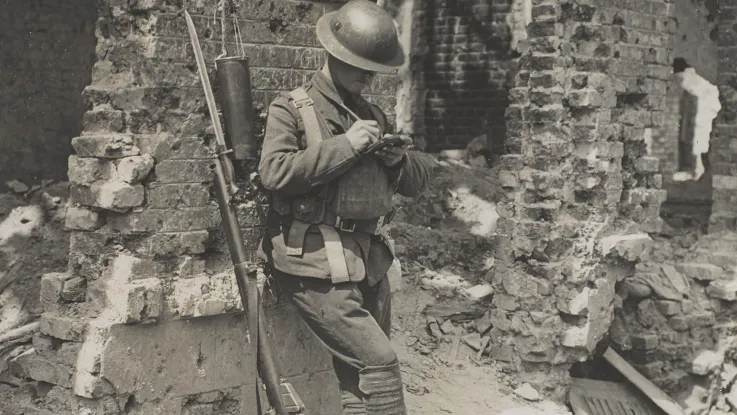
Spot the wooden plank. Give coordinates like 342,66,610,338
0,321,39,344
603,348,686,415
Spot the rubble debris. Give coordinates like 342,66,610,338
514,383,541,402
420,268,472,295
691,350,724,376
423,304,486,323
463,283,494,302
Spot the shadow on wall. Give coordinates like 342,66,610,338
0,2,97,190
423,0,519,155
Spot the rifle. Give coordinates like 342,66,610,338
183,10,304,415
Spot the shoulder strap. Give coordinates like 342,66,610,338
289,87,323,149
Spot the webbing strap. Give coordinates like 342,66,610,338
289,87,323,149
285,220,310,256
317,224,351,284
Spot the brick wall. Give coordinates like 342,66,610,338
0,1,96,188
422,0,520,153
489,0,669,398
18,1,398,414
710,0,737,232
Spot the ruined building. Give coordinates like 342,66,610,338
0,0,735,413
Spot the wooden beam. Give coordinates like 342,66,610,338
603,348,686,415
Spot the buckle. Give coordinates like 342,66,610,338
335,216,356,232
292,97,314,109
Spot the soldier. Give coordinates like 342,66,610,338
257,1,431,414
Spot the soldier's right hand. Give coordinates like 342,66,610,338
346,120,380,152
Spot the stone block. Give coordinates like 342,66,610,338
630,333,659,350
634,157,659,173
40,313,87,342
713,175,737,190
108,207,220,233
60,277,86,303
147,231,210,256
72,134,140,158
40,273,67,312
489,344,516,363
12,349,73,388
73,371,116,399
654,300,680,316
707,279,737,301
154,159,214,183
169,273,241,318
567,89,602,108
149,183,212,208
67,156,113,185
675,263,725,281
669,315,689,331
114,154,155,184
112,278,163,323
148,135,215,160
493,292,520,310
96,181,145,211
499,171,519,188
65,206,104,231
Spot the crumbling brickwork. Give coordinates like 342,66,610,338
490,0,669,397
710,0,737,232
16,1,398,414
423,0,522,153
0,0,97,189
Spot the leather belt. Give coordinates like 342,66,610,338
269,210,394,235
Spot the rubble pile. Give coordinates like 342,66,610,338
0,180,70,407
609,218,737,410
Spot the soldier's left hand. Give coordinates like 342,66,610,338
376,135,411,166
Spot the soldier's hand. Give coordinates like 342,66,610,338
376,135,411,166
346,120,380,152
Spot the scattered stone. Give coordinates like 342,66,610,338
654,300,680,316
707,280,737,301
513,382,541,402
475,311,493,335
439,318,455,334
6,180,30,193
420,270,472,295
463,283,494,302
691,350,724,375
676,263,725,281
462,332,483,351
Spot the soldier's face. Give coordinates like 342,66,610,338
330,57,375,94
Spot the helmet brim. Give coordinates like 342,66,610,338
316,12,405,73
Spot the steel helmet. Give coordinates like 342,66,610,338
316,0,405,73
